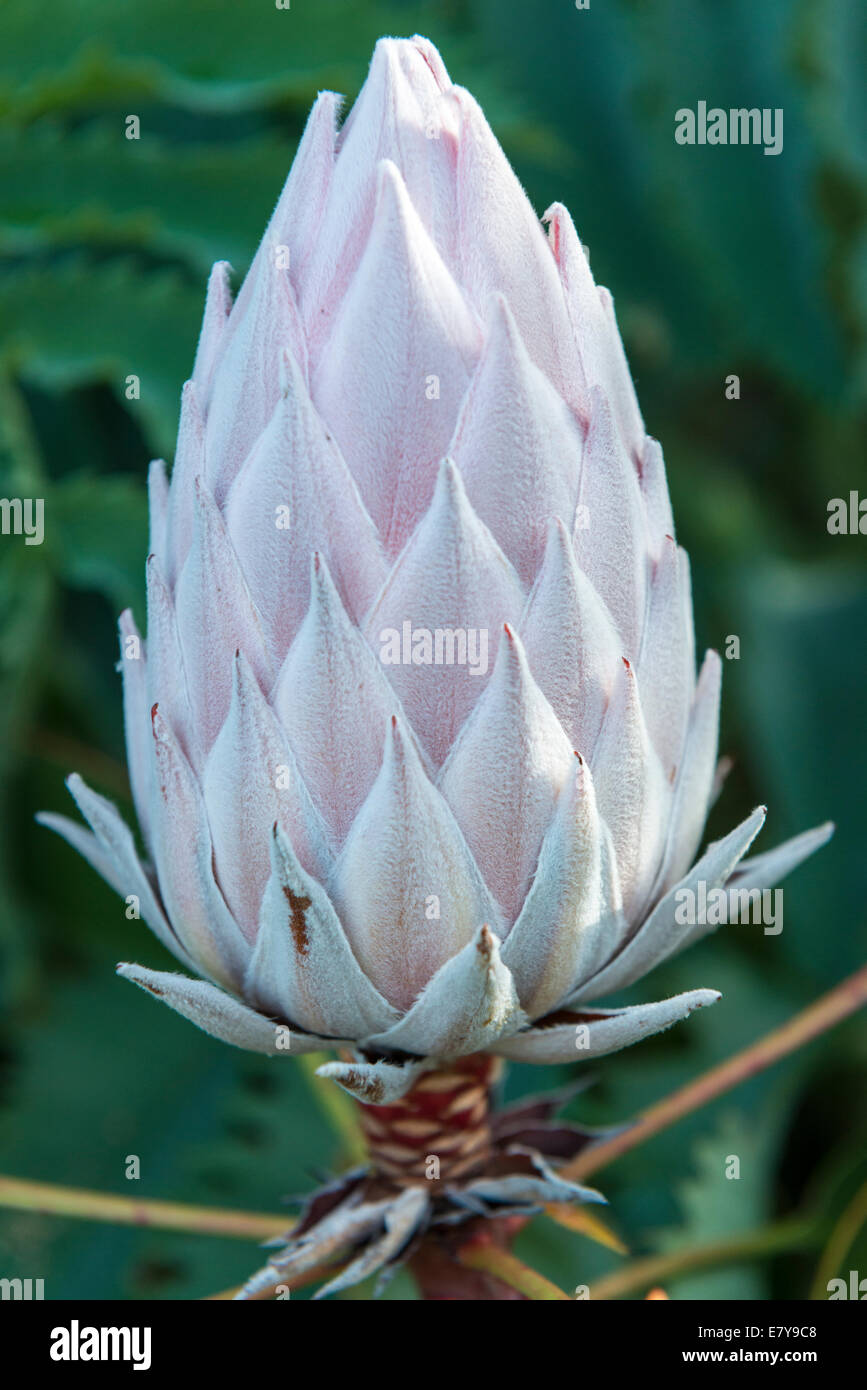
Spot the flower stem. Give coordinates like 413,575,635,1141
560,962,867,1184
0,1175,290,1241
808,1178,867,1300
585,1215,820,1300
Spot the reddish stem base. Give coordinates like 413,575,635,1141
353,1053,526,1299
356,1053,501,1187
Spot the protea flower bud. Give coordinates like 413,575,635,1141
41,35,832,1295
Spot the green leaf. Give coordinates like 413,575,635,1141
0,935,339,1299
0,372,54,1000
651,1109,786,1300
0,258,201,455
0,0,395,112
50,472,147,615
0,126,291,272
0,0,522,124
474,0,848,397
731,560,867,985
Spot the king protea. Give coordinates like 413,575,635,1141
41,35,832,1295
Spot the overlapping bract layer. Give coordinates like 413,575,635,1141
42,36,832,1100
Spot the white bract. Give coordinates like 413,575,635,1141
42,36,832,1103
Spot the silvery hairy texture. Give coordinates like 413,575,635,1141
41,35,833,1104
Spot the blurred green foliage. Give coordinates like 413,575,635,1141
0,0,865,1300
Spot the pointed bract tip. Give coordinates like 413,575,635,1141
277,345,302,397
477,923,495,957
407,34,452,90
541,201,571,259
374,156,407,210
439,454,460,484
308,549,338,598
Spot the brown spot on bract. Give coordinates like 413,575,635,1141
283,884,312,956
346,1070,384,1104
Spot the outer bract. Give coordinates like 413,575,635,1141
43,36,832,1109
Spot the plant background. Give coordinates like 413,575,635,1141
0,0,865,1300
